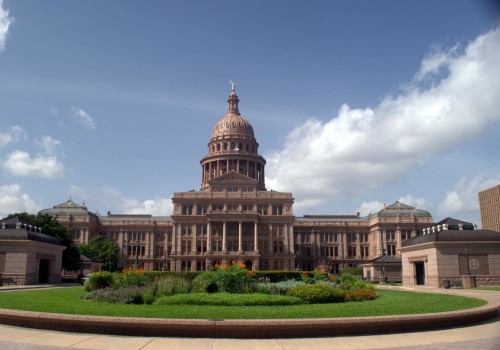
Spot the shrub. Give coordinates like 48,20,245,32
155,275,192,297
287,283,346,303
256,280,305,295
337,273,375,292
345,288,377,302
82,286,146,304
192,272,218,293
116,267,151,288
84,271,114,292
213,263,255,293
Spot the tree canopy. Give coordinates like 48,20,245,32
78,234,120,272
3,212,81,271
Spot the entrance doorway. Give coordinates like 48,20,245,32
38,259,50,283
415,262,425,285
244,259,253,270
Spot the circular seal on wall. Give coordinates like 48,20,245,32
469,258,479,270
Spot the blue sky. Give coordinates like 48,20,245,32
0,0,499,226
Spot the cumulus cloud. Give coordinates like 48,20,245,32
266,27,500,213
0,184,40,218
355,195,429,217
0,0,14,53
0,126,27,148
35,135,63,155
3,150,64,178
103,187,171,216
71,107,96,131
438,173,500,222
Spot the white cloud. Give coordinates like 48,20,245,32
69,185,86,200
266,27,500,213
398,195,430,210
356,201,384,217
103,187,171,216
438,173,500,221
71,107,96,131
3,150,64,178
0,184,40,218
35,135,63,156
0,126,27,148
0,0,14,53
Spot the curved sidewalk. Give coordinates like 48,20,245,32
0,285,499,349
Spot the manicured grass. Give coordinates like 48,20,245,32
0,287,486,319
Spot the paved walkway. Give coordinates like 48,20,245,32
0,285,499,350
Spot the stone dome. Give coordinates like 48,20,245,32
210,90,255,141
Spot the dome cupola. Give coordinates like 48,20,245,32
200,84,266,190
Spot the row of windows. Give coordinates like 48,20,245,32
180,204,290,215
211,142,255,153
297,232,369,243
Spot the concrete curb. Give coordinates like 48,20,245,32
0,289,498,338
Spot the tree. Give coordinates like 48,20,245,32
78,234,120,272
3,212,81,271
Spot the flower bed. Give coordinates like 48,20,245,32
82,264,376,305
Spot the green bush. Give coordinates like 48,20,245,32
155,293,303,306
337,273,375,292
192,272,218,293
84,271,114,292
155,275,192,297
82,286,146,304
213,263,255,293
287,283,346,303
255,280,305,295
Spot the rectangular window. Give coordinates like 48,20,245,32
182,205,193,215
272,205,283,215
258,206,268,215
196,205,208,215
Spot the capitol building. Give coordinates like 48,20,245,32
40,87,433,272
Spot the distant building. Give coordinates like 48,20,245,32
479,184,500,232
40,88,433,272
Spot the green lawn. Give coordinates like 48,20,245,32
0,287,486,319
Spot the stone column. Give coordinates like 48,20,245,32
254,222,259,254
177,225,182,255
396,229,402,257
288,224,294,254
284,225,289,254
238,221,243,254
222,221,227,254
206,222,212,253
356,233,361,259
192,224,197,254
172,224,177,256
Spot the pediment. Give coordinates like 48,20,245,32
208,170,258,186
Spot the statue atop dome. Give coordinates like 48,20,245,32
230,80,235,91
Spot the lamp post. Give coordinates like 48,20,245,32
465,248,471,275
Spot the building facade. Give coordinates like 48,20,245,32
40,88,434,272
400,217,500,288
479,184,500,232
0,218,65,285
